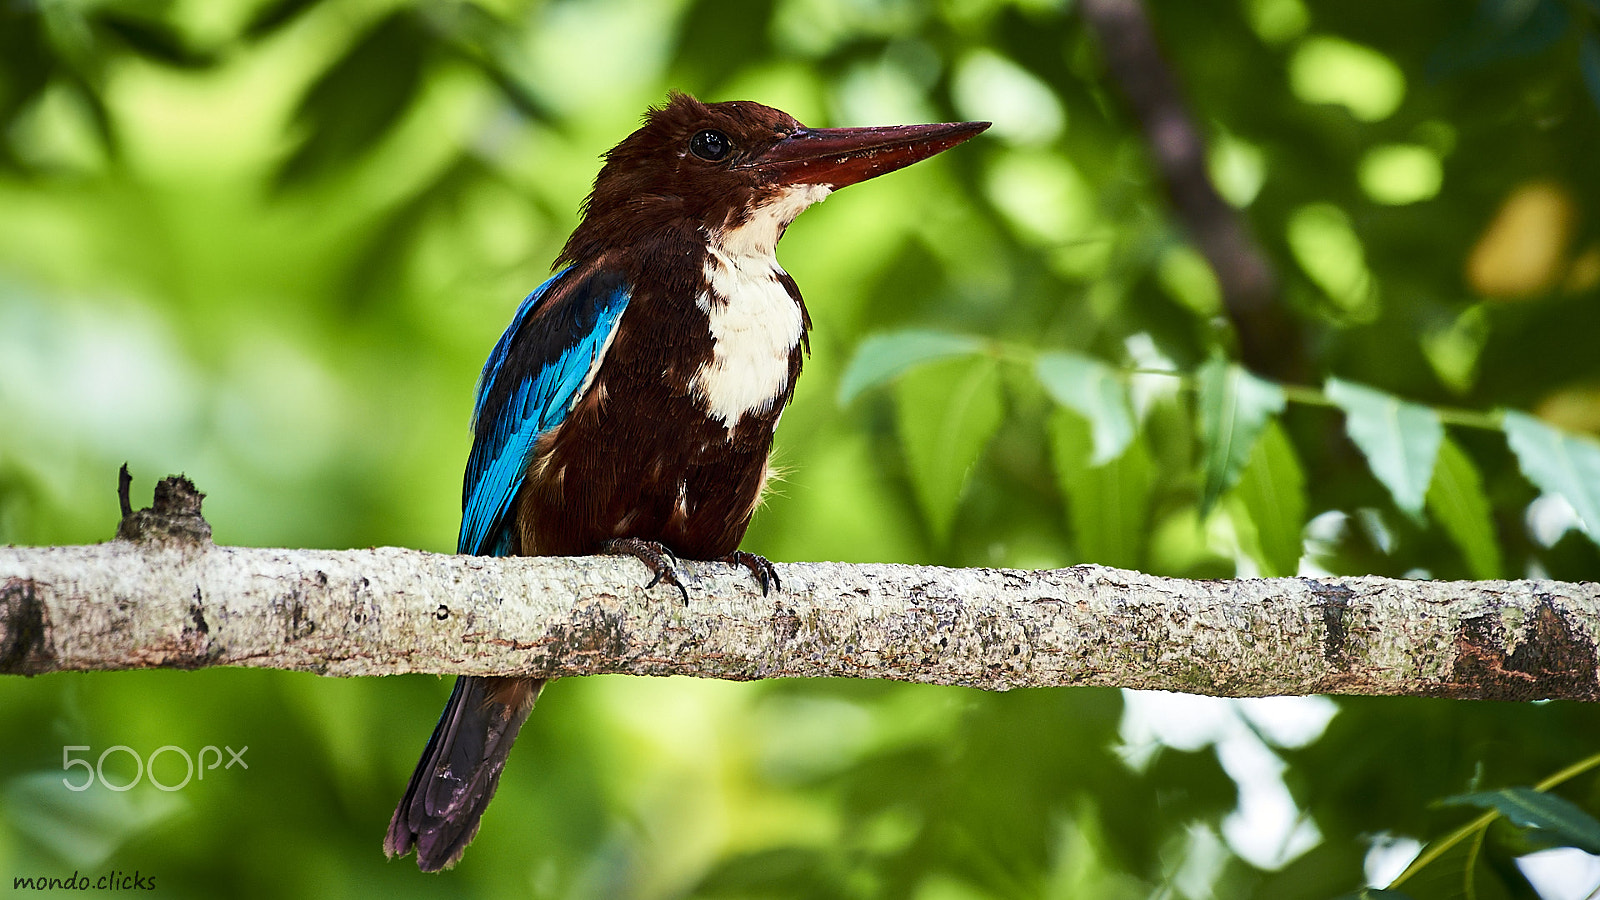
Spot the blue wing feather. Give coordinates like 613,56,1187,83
458,267,630,556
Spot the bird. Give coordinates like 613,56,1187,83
384,92,988,872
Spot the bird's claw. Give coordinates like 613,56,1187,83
603,540,778,601
604,537,689,604
645,567,690,604
719,550,781,595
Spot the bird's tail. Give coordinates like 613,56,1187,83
385,675,544,871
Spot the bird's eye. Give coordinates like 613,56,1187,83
689,129,732,162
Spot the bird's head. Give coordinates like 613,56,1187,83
558,93,988,265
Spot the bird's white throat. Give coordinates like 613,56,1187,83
692,184,829,430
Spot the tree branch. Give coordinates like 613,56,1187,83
4,538,1597,701
3,473,1593,701
1079,0,1305,382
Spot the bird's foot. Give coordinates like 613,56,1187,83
603,538,688,603
719,550,781,595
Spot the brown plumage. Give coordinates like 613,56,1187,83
385,93,988,872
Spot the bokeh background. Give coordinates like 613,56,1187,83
3,0,1600,896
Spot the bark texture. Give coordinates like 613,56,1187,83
4,538,1598,701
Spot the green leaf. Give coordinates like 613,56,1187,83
1035,351,1135,465
1326,378,1443,521
1426,436,1503,579
1196,355,1286,516
3,771,184,868
96,11,217,69
276,12,430,188
895,356,1005,542
1582,32,1600,116
1049,409,1154,569
1330,891,1416,900
838,330,986,406
1440,788,1600,854
1392,826,1521,900
1504,410,1600,548
1232,420,1306,577
674,0,778,87
244,0,318,40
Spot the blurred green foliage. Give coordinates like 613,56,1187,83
4,0,1600,896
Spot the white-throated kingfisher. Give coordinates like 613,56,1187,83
384,92,988,871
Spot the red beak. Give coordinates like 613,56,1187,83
743,120,990,188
